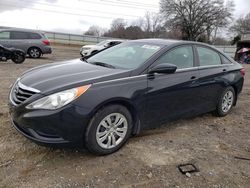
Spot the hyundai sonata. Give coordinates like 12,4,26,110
9,39,245,155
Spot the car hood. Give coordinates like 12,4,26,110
81,45,95,49
19,59,130,95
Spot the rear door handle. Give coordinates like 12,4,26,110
222,69,227,72
190,76,196,80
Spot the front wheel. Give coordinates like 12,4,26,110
85,105,133,155
214,86,235,117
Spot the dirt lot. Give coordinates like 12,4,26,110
0,45,250,188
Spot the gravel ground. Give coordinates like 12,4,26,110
0,45,250,188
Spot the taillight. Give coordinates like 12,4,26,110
240,68,246,76
42,39,50,45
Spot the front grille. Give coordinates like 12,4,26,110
11,81,39,105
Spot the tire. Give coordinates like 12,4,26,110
214,86,235,117
11,50,25,64
85,105,133,155
28,47,41,58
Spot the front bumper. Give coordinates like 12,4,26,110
11,119,67,145
9,102,91,147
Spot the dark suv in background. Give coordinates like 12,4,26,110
0,29,52,58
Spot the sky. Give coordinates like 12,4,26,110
0,0,249,35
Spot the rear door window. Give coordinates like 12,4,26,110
197,46,222,66
221,55,232,64
0,31,10,39
29,32,42,39
10,31,29,39
41,33,47,38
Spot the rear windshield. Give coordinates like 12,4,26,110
29,32,42,39
96,40,109,46
87,42,162,69
40,33,48,39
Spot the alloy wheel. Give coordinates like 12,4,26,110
96,113,128,149
221,90,234,113
29,48,40,58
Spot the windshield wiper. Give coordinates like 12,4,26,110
90,62,116,69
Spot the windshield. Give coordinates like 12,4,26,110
87,42,162,69
96,40,109,46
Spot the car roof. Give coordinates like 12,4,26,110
132,38,214,47
129,38,228,57
104,39,125,42
0,28,42,34
133,38,181,45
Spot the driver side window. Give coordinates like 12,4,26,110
156,46,194,69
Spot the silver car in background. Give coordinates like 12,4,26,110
0,29,52,58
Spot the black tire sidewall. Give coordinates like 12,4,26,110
85,105,133,155
216,86,235,117
11,51,25,64
28,47,41,58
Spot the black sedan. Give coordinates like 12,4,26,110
9,39,245,155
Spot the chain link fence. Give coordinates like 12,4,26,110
44,31,117,45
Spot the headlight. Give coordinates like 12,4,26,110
26,85,91,110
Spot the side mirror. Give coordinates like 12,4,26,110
149,63,177,74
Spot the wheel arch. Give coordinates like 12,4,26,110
90,98,141,135
27,46,42,54
231,84,238,106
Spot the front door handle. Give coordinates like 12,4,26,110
190,76,196,80
222,69,227,72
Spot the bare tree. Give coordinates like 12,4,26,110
230,13,250,35
142,12,163,37
125,26,144,39
160,0,234,41
84,25,105,37
131,12,164,38
104,13,163,39
131,17,145,29
103,18,127,38
210,0,235,43
164,28,183,39
144,12,152,34
110,18,127,32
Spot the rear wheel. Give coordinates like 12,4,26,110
11,50,25,64
214,86,235,117
28,47,41,58
85,105,132,155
